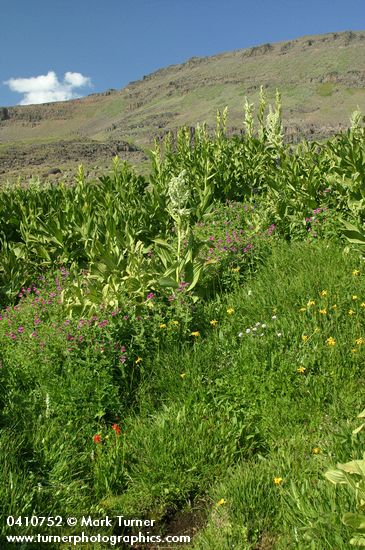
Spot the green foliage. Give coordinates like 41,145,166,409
1,103,365,311
324,409,365,547
325,456,365,547
1,102,365,549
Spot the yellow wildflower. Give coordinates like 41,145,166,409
180,373,186,379
361,303,365,308
299,307,306,312
226,308,234,315
319,309,327,315
352,348,358,353
216,498,226,506
135,356,142,364
326,337,336,346
355,338,365,345
331,304,337,310
210,319,218,326
353,269,360,276
307,300,315,306
348,309,356,316
159,323,167,329
320,290,328,297
302,335,309,343
273,477,283,486
171,320,179,326
297,366,306,374
312,447,321,454
352,295,358,301
191,331,200,337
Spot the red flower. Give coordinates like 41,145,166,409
93,434,102,444
112,424,121,435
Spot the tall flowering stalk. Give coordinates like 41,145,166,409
167,170,191,283
152,168,205,293
244,98,255,139
266,89,283,149
350,107,363,133
257,85,267,141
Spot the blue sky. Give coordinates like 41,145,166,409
1,0,364,106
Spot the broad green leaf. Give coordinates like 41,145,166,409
157,277,179,289
337,459,365,477
325,469,348,484
353,424,365,435
350,535,365,546
343,513,365,532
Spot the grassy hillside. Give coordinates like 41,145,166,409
0,30,365,183
1,114,365,547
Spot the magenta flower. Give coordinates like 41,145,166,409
267,224,276,236
18,326,24,333
146,292,155,300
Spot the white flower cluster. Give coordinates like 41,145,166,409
350,107,363,131
167,170,190,219
238,315,281,338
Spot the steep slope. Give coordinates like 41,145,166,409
1,30,365,182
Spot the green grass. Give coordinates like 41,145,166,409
192,240,364,548
1,237,364,548
317,83,335,97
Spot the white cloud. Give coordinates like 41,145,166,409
64,72,91,87
4,71,92,105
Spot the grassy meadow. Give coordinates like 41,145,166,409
1,94,365,549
